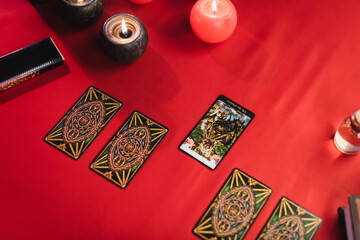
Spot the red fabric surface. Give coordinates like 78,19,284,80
1,0,360,239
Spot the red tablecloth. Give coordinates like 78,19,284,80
1,0,360,239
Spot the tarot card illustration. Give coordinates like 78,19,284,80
193,168,272,240
179,95,254,170
90,111,168,189
44,86,122,160
256,197,322,240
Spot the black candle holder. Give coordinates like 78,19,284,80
29,0,52,4
59,0,104,27
100,14,148,64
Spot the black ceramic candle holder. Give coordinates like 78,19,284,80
29,0,52,4
100,14,148,64
59,0,104,27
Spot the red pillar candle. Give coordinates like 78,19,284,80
128,0,153,4
190,0,237,43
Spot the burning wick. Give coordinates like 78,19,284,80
120,18,132,38
212,0,217,13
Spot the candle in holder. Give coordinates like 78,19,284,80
59,0,104,27
190,0,237,43
100,14,148,64
128,0,153,4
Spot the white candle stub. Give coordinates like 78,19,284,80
64,0,93,6
356,110,360,123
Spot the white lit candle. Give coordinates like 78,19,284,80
60,0,104,26
101,14,148,63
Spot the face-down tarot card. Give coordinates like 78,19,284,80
193,168,272,240
90,111,168,189
256,197,322,240
44,86,122,160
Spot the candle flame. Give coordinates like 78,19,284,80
121,18,128,36
212,0,217,12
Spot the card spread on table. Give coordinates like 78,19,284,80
44,86,122,160
256,197,322,240
89,111,168,189
179,95,255,170
193,168,272,240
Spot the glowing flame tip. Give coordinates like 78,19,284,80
212,0,217,12
121,18,128,35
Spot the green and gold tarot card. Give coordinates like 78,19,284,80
256,197,322,240
89,111,168,189
179,95,255,170
193,168,272,240
44,86,122,160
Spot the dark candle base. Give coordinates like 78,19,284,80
59,0,104,27
29,0,53,4
100,14,148,64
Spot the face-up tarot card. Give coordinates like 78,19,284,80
193,168,272,240
89,111,168,189
256,197,322,240
179,95,254,170
44,86,122,160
